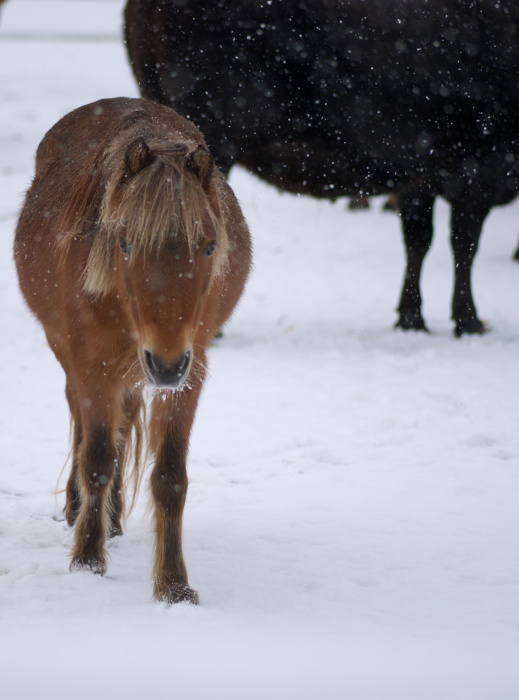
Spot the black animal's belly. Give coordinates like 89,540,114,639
239,138,426,198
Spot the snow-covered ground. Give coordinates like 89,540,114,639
1,2,519,698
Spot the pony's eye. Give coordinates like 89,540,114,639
204,240,217,257
120,238,132,255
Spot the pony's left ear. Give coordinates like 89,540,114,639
125,136,153,175
187,145,214,189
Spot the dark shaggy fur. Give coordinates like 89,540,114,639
125,0,519,335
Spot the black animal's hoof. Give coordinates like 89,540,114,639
70,556,106,576
395,314,428,332
154,580,199,605
453,318,488,337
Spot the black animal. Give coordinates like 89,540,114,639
125,0,519,335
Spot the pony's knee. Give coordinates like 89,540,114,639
79,425,118,492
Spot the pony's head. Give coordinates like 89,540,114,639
65,123,228,390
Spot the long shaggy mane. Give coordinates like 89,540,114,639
59,111,228,296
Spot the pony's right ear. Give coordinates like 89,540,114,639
125,137,153,175
187,145,214,189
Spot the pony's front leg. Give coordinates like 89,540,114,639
70,403,119,575
150,377,204,604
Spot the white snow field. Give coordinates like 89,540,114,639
1,2,519,698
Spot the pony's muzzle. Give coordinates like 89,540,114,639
142,347,193,389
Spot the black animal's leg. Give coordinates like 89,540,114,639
450,200,490,336
396,191,435,331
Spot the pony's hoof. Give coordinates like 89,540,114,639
154,581,199,605
70,556,106,576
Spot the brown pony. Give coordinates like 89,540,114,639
14,97,252,604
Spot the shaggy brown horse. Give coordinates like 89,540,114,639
14,97,252,604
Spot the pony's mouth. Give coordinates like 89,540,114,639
141,347,193,390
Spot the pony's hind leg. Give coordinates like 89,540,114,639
65,427,82,527
108,391,143,538
70,393,120,575
65,382,82,527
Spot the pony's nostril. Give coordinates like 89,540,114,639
173,350,191,382
179,350,191,376
144,349,158,375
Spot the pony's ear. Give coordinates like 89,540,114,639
125,136,153,175
187,145,214,187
